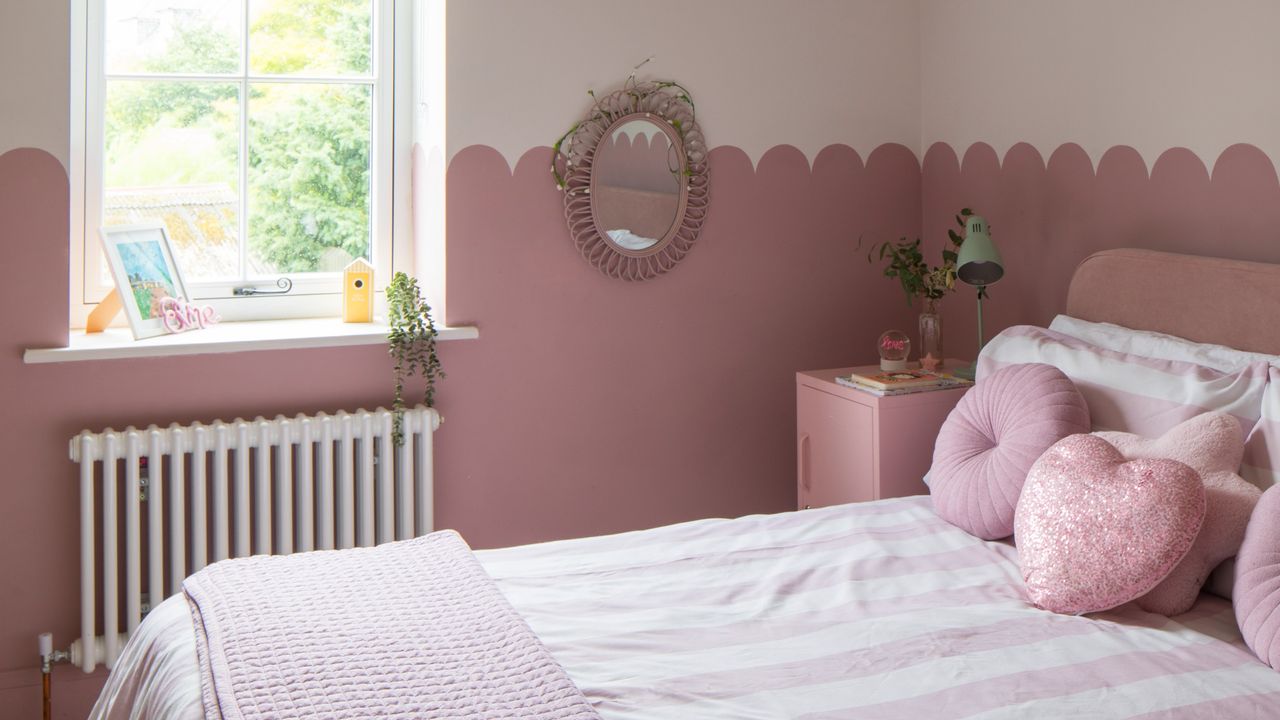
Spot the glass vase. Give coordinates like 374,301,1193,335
918,299,944,370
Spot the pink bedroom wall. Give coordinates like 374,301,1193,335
922,141,1280,362
0,138,922,717
436,142,920,549
917,0,1280,361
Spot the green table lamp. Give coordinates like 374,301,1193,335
953,216,1003,380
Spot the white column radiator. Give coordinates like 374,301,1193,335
67,405,440,672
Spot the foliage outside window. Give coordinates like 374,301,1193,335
95,0,383,292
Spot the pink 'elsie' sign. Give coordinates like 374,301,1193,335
160,296,220,334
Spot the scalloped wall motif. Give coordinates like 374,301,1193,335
922,140,1280,361
554,82,709,281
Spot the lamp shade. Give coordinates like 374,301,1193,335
956,216,1004,286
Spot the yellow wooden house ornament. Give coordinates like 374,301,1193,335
343,258,374,323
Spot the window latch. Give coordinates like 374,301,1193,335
233,278,294,296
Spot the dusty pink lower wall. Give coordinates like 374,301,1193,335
921,141,1280,361
434,143,921,547
0,142,921,715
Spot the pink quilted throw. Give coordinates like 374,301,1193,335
183,531,601,720
1015,434,1206,615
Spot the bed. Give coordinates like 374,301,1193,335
89,249,1280,718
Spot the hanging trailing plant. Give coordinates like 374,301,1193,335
387,271,443,446
865,208,974,305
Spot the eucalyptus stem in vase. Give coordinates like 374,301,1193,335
387,272,444,446
865,208,975,370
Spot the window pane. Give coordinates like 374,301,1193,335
105,1,241,75
248,0,373,77
248,83,371,275
103,80,242,281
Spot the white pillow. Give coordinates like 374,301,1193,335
1247,366,1280,490
978,325,1268,438
1049,315,1280,489
1049,315,1278,372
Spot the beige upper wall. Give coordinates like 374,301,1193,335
921,0,1280,167
445,0,923,166
11,2,1280,174
0,0,70,166
5,1,922,170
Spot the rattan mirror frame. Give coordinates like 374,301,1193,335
553,80,709,281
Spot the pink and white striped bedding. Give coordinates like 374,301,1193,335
92,497,1280,719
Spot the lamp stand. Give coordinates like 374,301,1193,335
953,285,988,381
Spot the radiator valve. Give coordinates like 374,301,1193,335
39,633,70,720
38,633,70,673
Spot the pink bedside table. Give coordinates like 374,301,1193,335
796,365,969,510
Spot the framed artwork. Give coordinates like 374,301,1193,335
100,223,190,339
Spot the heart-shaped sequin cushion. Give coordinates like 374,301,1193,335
1015,434,1206,615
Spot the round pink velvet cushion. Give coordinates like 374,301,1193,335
1234,484,1280,668
929,363,1090,540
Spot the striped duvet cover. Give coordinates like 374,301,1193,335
93,496,1280,719
482,497,1280,719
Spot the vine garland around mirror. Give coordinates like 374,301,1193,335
552,79,709,281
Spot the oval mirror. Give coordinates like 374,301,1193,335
590,117,686,253
553,80,709,281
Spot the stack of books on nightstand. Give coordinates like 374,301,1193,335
835,366,974,397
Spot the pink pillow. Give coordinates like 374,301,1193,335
1236,485,1280,668
1096,412,1259,616
1016,434,1206,615
929,363,1090,540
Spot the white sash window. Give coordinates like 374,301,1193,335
72,0,409,325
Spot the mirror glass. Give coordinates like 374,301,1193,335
590,117,684,252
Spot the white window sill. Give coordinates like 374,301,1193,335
23,318,479,364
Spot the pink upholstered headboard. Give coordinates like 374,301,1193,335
1066,248,1280,355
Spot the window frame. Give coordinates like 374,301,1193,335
70,0,411,327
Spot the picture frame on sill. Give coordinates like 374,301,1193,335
100,223,190,340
